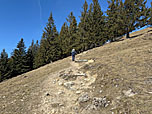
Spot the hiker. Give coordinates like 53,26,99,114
71,49,77,61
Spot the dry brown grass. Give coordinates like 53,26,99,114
0,27,152,114
78,27,152,114
0,58,71,114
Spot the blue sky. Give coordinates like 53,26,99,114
0,0,151,56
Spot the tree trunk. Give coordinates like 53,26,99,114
126,32,130,38
126,27,130,38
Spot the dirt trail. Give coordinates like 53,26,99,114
36,58,96,114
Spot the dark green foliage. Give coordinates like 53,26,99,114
106,0,148,38
106,0,124,41
26,40,34,70
78,0,106,50
26,40,39,70
59,22,69,57
59,12,79,57
34,12,61,68
33,40,40,69
66,12,79,52
9,38,29,77
78,0,90,51
87,0,105,48
123,0,148,38
148,2,152,26
0,49,8,81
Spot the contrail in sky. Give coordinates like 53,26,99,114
38,0,42,20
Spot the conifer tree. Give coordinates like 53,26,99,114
0,49,8,81
9,38,28,76
26,40,40,70
34,12,61,67
33,40,40,68
66,12,79,53
106,0,124,41
59,22,69,57
87,0,105,48
78,0,90,51
26,40,34,70
34,38,48,67
123,0,148,38
27,40,34,70
148,2,152,26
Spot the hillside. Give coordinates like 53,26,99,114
0,27,152,114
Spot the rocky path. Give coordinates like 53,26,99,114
36,58,97,114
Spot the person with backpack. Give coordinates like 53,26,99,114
71,49,77,61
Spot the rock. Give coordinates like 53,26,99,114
84,78,89,81
123,89,137,97
51,103,64,108
78,93,90,103
73,73,86,76
58,90,64,95
115,85,118,87
23,75,28,78
75,59,88,62
104,103,109,107
101,85,104,87
99,90,103,93
148,91,152,94
116,96,121,100
87,59,95,63
2,96,6,99
92,96,110,108
51,109,56,113
64,82,75,89
88,104,97,110
83,51,88,54
76,91,81,94
46,93,50,96
51,103,60,108
148,49,152,53
58,82,63,86
53,80,56,84
59,103,64,107
81,83,85,86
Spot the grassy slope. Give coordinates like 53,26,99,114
0,27,152,114
79,27,152,114
0,58,71,114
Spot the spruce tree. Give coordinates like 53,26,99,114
78,0,90,51
34,40,46,67
26,40,40,70
26,40,34,70
106,0,124,41
34,12,61,67
10,38,28,76
0,49,8,81
59,22,69,57
87,0,105,48
66,12,79,53
33,40,40,68
123,0,148,38
148,2,152,26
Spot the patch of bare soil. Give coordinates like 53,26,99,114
0,27,152,114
